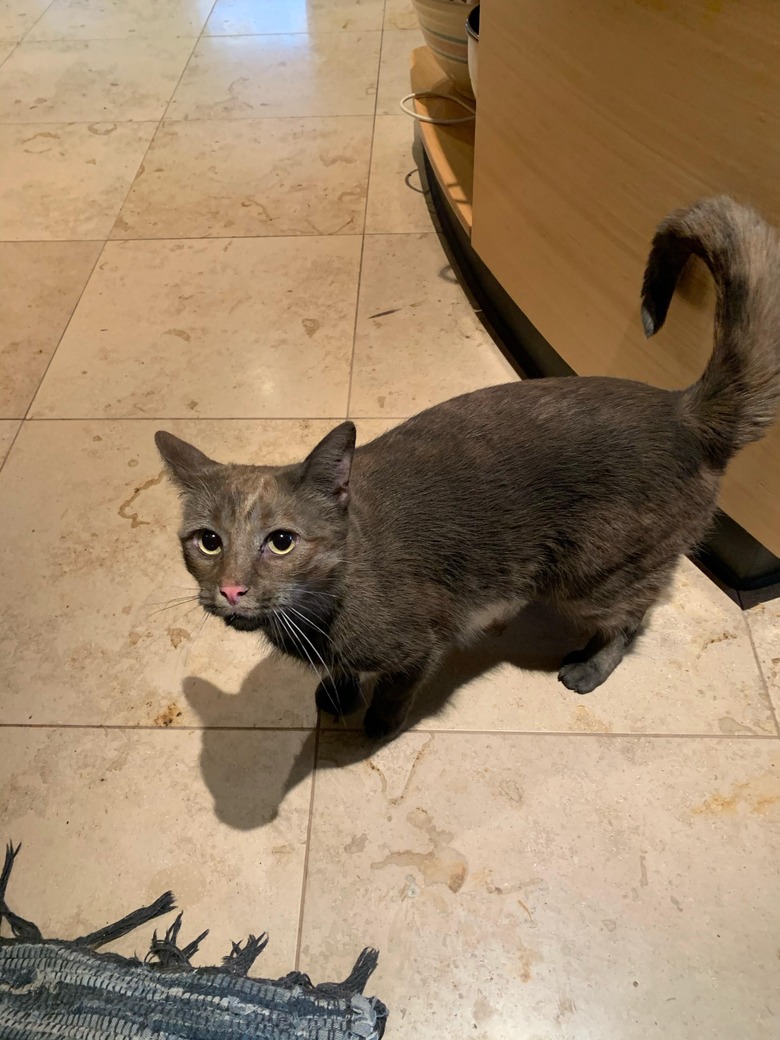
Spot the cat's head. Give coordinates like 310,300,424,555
155,423,355,633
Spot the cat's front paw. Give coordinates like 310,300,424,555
315,676,362,717
557,656,608,695
363,705,405,741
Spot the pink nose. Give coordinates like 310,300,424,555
220,584,248,606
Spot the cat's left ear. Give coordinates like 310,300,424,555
301,421,356,506
155,431,220,491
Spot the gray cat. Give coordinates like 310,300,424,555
156,197,780,739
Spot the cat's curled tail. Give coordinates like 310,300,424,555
641,195,780,467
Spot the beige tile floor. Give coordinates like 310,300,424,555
0,3,778,1037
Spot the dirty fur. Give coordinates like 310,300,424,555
156,197,780,738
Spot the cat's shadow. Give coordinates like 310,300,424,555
183,602,585,831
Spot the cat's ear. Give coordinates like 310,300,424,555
155,431,219,491
300,421,356,506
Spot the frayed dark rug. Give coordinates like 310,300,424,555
0,843,388,1039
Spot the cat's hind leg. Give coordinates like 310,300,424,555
557,625,640,694
557,564,675,694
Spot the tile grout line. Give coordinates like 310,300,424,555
158,3,221,124
0,4,59,168
319,728,780,740
0,231,438,245
0,722,317,733
114,12,220,238
298,0,390,959
294,725,321,972
22,242,106,422
5,34,203,47
0,420,23,477
16,0,58,45
0,41,18,69
20,2,222,422
97,8,218,241
10,30,385,47
344,1,387,416
192,31,387,40
14,415,412,423
0,114,379,127
0,722,777,740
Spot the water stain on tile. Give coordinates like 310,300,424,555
371,806,468,893
483,872,543,902
388,735,433,806
117,470,164,528
573,704,614,732
301,318,320,337
691,772,780,816
320,152,357,167
555,996,577,1023
154,702,182,727
22,130,59,143
472,995,497,1024
372,844,468,894
498,778,523,805
239,197,271,220
167,627,190,649
699,630,738,655
718,715,757,735
517,943,541,983
344,833,367,854
639,853,649,887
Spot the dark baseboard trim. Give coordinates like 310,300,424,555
422,151,780,594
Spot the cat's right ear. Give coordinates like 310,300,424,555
155,431,218,491
300,421,356,506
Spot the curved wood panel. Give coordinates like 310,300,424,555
471,0,780,554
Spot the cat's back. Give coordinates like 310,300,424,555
342,377,714,630
353,377,697,497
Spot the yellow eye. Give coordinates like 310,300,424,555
197,530,222,556
267,531,296,556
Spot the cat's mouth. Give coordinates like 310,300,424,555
200,601,269,632
222,612,268,632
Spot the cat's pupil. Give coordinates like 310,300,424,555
270,531,293,552
201,530,221,552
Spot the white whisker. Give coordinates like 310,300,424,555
286,605,333,643
145,593,200,606
280,609,342,714
277,611,317,677
293,588,336,607
181,611,210,669
144,597,201,621
284,609,366,711
143,587,200,603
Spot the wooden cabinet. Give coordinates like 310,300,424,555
469,0,780,555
